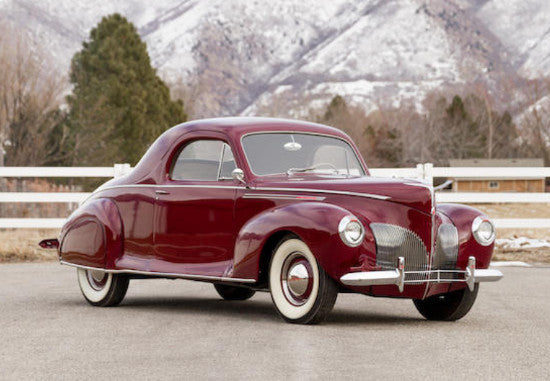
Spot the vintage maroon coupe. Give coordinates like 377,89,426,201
41,117,502,324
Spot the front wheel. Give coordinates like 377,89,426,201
77,268,129,307
413,284,479,321
269,237,338,324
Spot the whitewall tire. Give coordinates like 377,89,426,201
269,237,338,324
77,268,129,307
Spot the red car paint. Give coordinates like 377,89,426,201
55,117,494,299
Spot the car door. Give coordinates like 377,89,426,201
152,137,240,277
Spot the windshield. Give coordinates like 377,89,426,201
242,133,365,176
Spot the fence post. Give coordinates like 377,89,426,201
113,163,131,178
416,163,424,180
424,163,434,185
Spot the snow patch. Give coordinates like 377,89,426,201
496,237,550,250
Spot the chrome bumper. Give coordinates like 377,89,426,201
340,256,503,292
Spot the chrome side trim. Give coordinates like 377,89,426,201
60,261,256,283
249,186,389,200
242,193,326,201
93,184,389,201
96,184,247,192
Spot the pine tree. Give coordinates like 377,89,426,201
67,13,186,165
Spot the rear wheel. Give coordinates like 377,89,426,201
77,268,129,307
413,284,479,321
214,284,255,301
269,237,338,324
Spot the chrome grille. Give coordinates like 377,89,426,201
370,223,428,283
432,223,459,280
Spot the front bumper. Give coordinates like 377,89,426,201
340,256,503,292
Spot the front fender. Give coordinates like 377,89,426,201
437,203,494,269
230,202,373,282
59,197,123,269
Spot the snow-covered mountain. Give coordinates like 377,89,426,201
1,0,549,117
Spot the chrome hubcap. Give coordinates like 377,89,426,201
281,253,313,306
87,270,108,291
287,263,309,296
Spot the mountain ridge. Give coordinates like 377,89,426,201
2,0,548,117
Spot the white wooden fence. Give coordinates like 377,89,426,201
1,163,549,229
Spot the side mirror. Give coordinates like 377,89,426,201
231,168,246,184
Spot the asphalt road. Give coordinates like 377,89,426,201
1,263,549,380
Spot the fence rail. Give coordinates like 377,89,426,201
1,164,549,229
0,164,131,178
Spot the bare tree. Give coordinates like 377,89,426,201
517,79,550,164
0,24,66,166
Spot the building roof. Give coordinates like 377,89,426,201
448,158,545,181
449,158,544,167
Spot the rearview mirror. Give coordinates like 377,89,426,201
232,168,245,184
283,141,302,151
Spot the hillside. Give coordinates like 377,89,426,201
1,0,549,117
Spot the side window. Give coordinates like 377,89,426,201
219,144,236,179
171,140,236,181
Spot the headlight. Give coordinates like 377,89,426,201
338,215,365,247
472,216,496,246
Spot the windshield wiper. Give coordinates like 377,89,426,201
286,166,314,175
287,163,339,176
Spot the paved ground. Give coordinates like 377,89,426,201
1,263,549,380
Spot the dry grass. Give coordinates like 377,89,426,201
1,203,549,264
0,229,59,263
474,203,550,219
492,249,550,264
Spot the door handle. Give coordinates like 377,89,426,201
155,190,170,195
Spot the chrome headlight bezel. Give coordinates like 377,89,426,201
472,216,496,246
338,215,365,247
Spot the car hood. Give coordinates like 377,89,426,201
251,176,433,215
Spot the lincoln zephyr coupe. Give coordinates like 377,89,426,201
40,117,502,324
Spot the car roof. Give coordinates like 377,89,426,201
124,117,356,184
166,117,347,138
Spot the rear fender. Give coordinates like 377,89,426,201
230,202,371,282
59,198,123,269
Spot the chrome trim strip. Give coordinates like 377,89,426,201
100,184,246,190
423,183,436,299
403,182,433,190
242,193,326,201
249,186,389,200
60,261,256,283
93,184,388,201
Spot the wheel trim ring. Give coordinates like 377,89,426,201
86,270,108,291
280,252,314,306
